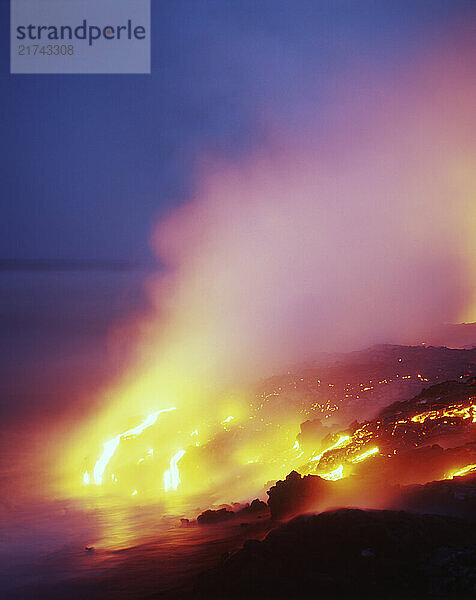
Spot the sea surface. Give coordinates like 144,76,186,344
0,497,271,599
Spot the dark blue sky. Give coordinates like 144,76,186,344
1,0,472,262
0,0,473,425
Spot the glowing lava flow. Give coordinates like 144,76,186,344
309,445,378,482
411,402,476,424
351,447,379,463
309,435,351,463
164,450,186,491
447,464,476,479
300,394,476,485
88,408,176,485
320,464,344,480
78,379,475,502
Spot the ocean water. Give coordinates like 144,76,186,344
0,497,271,599
0,271,270,598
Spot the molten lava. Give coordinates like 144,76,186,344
447,464,476,479
350,446,379,463
320,464,344,481
411,402,476,424
75,377,476,509
84,408,176,488
164,450,186,491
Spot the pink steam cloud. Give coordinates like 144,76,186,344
145,34,475,386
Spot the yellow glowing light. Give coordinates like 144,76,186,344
411,403,476,424
132,489,138,495
83,470,90,485
164,450,186,491
310,435,351,462
223,416,234,424
92,408,176,485
447,464,476,479
351,446,379,463
93,438,120,485
293,440,300,450
320,464,344,480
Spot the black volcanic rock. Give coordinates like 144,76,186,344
193,508,476,599
197,507,235,525
396,472,476,520
239,498,268,514
378,378,476,421
196,499,269,526
266,470,330,520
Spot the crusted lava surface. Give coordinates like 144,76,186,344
191,508,476,599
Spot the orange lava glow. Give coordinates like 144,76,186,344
52,32,476,513
350,447,379,463
411,401,476,424
446,464,476,479
319,464,344,481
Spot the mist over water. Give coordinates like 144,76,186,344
0,496,271,599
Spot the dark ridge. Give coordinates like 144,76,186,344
191,508,476,599
378,377,476,420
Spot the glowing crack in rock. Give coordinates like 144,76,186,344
164,450,186,491
92,407,176,485
320,464,344,480
351,446,379,463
